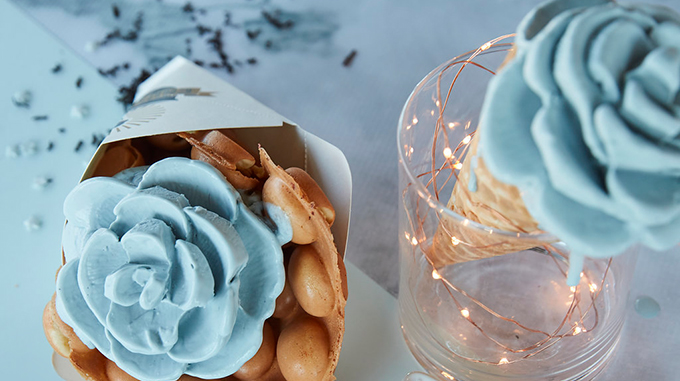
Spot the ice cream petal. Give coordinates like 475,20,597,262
120,218,175,266
627,45,680,106
108,331,185,381
168,283,238,363
479,57,544,186
139,157,239,221
185,207,247,293
56,260,108,352
233,204,285,316
531,95,611,212
596,102,680,171
77,229,128,325
170,240,215,310
111,187,192,241
113,165,149,187
588,19,654,103
528,182,634,258
107,301,184,355
607,169,680,225
104,264,143,307
63,177,134,230
184,307,259,379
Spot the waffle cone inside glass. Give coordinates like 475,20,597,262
430,47,550,268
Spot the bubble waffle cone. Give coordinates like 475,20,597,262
44,131,347,381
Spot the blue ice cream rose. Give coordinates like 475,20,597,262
56,157,285,381
479,0,680,268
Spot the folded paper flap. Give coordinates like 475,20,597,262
104,56,295,144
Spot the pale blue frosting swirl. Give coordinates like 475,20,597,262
479,0,680,282
56,157,286,381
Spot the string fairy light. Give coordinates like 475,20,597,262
400,36,614,368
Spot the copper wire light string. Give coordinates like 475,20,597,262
401,37,612,366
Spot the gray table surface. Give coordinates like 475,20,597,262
6,0,680,379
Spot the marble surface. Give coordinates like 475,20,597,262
3,0,680,380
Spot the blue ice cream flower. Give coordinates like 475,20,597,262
56,157,286,381
479,0,680,274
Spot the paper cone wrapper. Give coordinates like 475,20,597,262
52,56,352,380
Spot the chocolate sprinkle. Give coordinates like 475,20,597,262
99,65,121,77
91,133,105,147
58,127,67,134
74,140,84,152
182,2,194,13
117,69,152,106
75,77,83,88
98,11,144,46
193,60,205,66
262,10,294,30
246,29,261,40
247,57,257,65
343,49,358,67
112,4,120,18
196,25,212,36
51,63,62,73
33,115,48,121
47,141,54,151
207,29,233,73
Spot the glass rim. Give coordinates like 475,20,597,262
396,38,557,242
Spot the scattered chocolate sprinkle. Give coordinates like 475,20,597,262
33,115,48,121
98,64,130,78
193,60,205,66
58,127,67,134
91,133,105,147
207,29,233,73
47,141,54,151
246,29,261,40
262,10,294,30
133,12,143,32
182,2,194,13
265,40,273,49
98,12,144,46
343,49,358,67
185,37,192,56
75,77,84,88
51,63,62,73
247,57,257,65
209,62,221,69
112,4,120,18
224,11,232,26
196,25,212,36
74,140,84,152
117,69,152,106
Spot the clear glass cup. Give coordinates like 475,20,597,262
397,38,639,381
